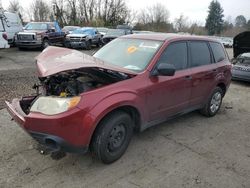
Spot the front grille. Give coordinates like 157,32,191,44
69,37,82,42
17,34,35,41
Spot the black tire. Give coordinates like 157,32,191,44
91,111,133,164
42,39,50,49
85,40,92,50
200,87,223,117
96,39,103,47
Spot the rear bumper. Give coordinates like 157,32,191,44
5,98,93,154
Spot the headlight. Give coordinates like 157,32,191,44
30,96,81,115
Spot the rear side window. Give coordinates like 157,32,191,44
190,41,211,67
209,42,226,63
158,42,188,70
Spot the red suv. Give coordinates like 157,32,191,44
6,34,232,164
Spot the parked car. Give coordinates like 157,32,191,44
6,34,231,164
96,27,108,36
0,17,10,49
2,11,23,45
102,29,128,44
62,26,80,34
233,31,250,58
64,27,102,49
15,21,65,50
232,53,250,82
116,24,133,34
219,37,233,48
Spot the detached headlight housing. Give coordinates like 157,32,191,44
30,96,81,115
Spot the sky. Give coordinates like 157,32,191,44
1,0,250,25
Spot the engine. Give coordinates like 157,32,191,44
40,72,104,97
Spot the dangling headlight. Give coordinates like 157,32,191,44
30,96,81,115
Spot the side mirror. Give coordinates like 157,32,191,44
151,63,176,76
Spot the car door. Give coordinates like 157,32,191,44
47,23,56,43
54,22,64,43
188,41,218,107
146,41,192,122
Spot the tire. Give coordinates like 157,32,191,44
42,39,50,49
91,111,133,164
85,40,92,50
96,39,103,47
200,87,223,117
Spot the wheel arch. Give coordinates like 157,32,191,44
89,105,142,147
216,82,226,97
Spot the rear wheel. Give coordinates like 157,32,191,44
200,87,223,117
91,111,133,164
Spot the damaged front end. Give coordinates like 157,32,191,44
5,46,135,159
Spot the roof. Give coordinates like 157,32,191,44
121,33,220,42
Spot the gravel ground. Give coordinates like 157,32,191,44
0,47,250,188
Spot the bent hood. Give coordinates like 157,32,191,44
233,31,250,58
66,33,88,38
36,46,137,77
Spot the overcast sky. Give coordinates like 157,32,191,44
1,0,250,24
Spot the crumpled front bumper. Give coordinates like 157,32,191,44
5,98,90,154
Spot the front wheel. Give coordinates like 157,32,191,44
42,39,50,49
91,111,133,164
200,87,223,117
85,40,92,50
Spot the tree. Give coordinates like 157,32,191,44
135,3,171,32
52,0,67,26
8,0,23,24
235,15,247,27
246,20,250,30
31,0,50,21
205,0,224,35
174,14,188,32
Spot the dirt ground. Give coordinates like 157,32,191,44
0,47,250,188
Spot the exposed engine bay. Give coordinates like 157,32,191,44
35,68,130,97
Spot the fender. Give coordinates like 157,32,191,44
83,91,147,145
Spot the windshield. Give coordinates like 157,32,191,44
72,29,94,35
63,26,79,31
106,29,125,36
97,28,107,32
25,23,48,30
94,38,163,72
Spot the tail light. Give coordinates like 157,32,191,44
2,33,8,41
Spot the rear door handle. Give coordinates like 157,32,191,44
184,75,192,80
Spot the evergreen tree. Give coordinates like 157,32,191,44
205,0,224,35
235,15,247,27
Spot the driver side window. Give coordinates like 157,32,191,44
158,42,188,71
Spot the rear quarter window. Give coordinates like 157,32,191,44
190,41,211,67
209,42,226,63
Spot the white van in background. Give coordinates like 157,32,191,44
3,12,23,44
0,17,10,49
